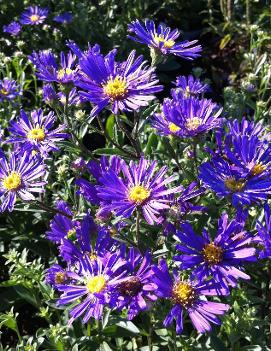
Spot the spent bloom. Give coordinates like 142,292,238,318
0,151,46,212
174,213,256,288
0,78,21,102
75,48,163,117
175,75,209,97
8,109,68,156
3,22,21,36
97,157,182,225
152,94,222,138
20,6,48,26
29,50,77,84
153,260,229,334
128,20,202,60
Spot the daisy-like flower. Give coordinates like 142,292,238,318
199,157,271,207
227,118,266,141
153,260,229,334
46,264,72,289
175,75,209,97
0,78,20,102
173,213,256,288
42,84,58,105
0,151,46,212
3,21,21,36
256,203,271,259
29,50,77,84
56,252,127,324
58,87,83,106
8,109,68,156
76,48,163,117
128,20,202,60
54,12,73,24
111,248,157,319
152,94,222,138
46,201,79,244
20,6,48,26
97,157,182,225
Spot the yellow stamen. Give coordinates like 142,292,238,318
30,14,40,22
57,68,74,80
55,272,66,284
202,242,223,265
89,252,97,261
225,177,245,192
154,35,175,48
27,128,45,141
251,163,266,176
185,117,202,131
128,185,150,204
86,275,106,293
0,89,8,95
172,282,196,307
67,228,76,240
184,86,191,98
3,171,21,191
103,76,127,100
168,122,181,134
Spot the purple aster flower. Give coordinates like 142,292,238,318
46,200,79,244
8,109,68,156
128,20,202,60
54,12,73,24
71,157,86,172
0,78,20,102
174,213,256,288
227,118,268,141
56,252,127,324
75,48,163,117
3,21,21,36
97,157,182,225
20,6,48,25
256,204,271,259
58,87,83,106
153,260,229,334
111,248,157,319
42,84,58,105
0,151,46,212
199,157,271,207
152,94,222,138
46,264,72,289
29,50,77,84
175,75,209,97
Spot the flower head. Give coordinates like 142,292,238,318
29,50,77,84
54,12,73,24
175,75,209,97
8,109,68,156
0,151,46,212
128,20,202,60
153,260,229,334
97,157,182,225
174,213,256,287
75,48,163,117
3,22,21,36
0,78,20,102
256,204,271,259
20,6,48,25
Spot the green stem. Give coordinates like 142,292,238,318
136,209,140,248
116,116,141,158
193,139,199,178
34,201,73,219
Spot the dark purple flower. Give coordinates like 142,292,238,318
175,75,209,97
42,84,58,104
0,78,20,102
75,48,163,117
0,151,46,212
174,213,256,288
54,12,73,24
153,260,229,334
3,21,21,36
46,264,71,289
128,20,202,60
20,6,48,25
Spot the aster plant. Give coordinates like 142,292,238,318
20,6,48,26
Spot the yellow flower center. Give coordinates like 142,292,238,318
168,122,181,134
67,228,76,240
27,128,45,141
30,14,40,22
154,35,175,48
103,76,128,100
109,227,117,236
225,177,245,192
57,68,74,80
185,117,202,131
184,86,191,98
172,282,196,307
251,163,266,176
0,89,8,95
3,171,21,191
202,242,223,265
128,185,150,204
89,252,97,261
55,272,66,284
86,275,106,293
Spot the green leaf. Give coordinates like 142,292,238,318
144,133,158,155
106,114,115,139
219,34,231,49
115,320,140,334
